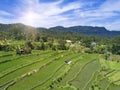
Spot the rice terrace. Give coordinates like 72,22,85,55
0,40,120,90
0,0,120,90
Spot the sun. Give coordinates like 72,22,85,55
20,11,37,26
25,11,35,22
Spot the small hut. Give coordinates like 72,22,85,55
65,60,72,64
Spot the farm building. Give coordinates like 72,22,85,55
65,60,72,64
66,40,72,43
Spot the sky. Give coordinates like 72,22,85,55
0,0,120,30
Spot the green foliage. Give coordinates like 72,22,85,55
16,43,32,55
0,23,120,90
58,40,68,50
0,23,120,56
111,44,120,55
41,36,48,42
0,40,14,51
40,42,46,50
0,51,120,90
25,41,34,49
16,47,31,55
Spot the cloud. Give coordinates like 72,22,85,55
0,10,15,24
0,10,13,16
16,0,84,27
0,0,120,30
99,0,120,12
71,0,120,30
105,22,120,31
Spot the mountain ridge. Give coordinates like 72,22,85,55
0,23,120,38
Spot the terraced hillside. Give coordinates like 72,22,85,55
0,50,120,90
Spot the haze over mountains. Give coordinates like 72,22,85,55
0,23,120,38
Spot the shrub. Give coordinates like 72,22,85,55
16,47,31,55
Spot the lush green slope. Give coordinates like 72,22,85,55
0,50,120,90
0,23,120,38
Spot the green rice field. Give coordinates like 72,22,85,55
0,50,120,90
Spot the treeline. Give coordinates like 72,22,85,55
0,24,120,55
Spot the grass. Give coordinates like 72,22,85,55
0,51,63,87
108,61,120,70
109,71,120,83
0,50,51,77
34,53,82,90
0,51,15,57
0,50,120,90
0,51,70,90
0,55,20,64
70,59,100,90
58,54,95,86
7,52,78,90
98,78,110,90
84,72,99,90
107,83,120,90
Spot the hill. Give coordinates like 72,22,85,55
0,23,120,38
49,26,120,37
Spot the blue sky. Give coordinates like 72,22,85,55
0,0,120,30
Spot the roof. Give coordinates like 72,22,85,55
66,40,72,43
65,60,72,64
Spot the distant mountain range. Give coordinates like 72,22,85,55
48,26,120,38
0,23,120,38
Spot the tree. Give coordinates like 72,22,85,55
40,42,46,50
25,41,34,49
41,36,48,42
52,45,57,51
111,44,120,55
48,42,53,49
34,33,40,42
16,46,31,55
58,40,67,50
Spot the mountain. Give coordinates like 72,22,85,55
0,23,120,38
0,23,38,40
49,26,120,37
0,23,36,32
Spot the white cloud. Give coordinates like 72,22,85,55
71,0,120,30
104,21,120,31
0,17,18,24
0,0,120,30
0,10,15,24
99,0,120,12
0,10,13,16
16,0,83,27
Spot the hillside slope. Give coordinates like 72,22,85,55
49,26,120,37
0,23,120,38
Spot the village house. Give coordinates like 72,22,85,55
66,40,72,43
